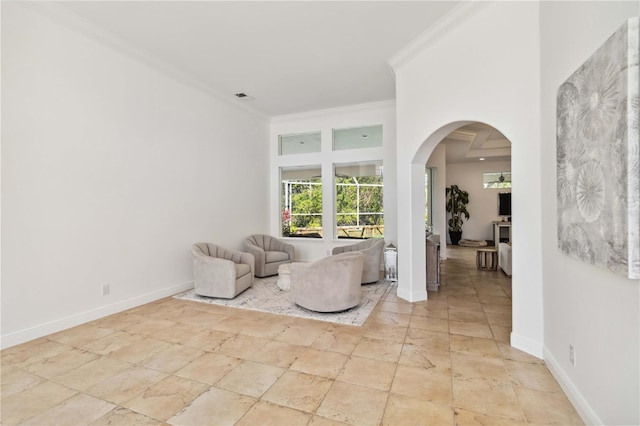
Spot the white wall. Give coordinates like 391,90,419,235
270,101,396,262
540,2,639,424
392,1,543,359
446,160,511,242
1,3,270,348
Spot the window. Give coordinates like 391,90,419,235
483,171,512,188
281,166,322,238
333,125,383,151
279,131,321,155
276,122,384,240
334,161,384,239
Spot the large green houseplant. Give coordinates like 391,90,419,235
446,184,470,245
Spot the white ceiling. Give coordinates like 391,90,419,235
54,1,460,116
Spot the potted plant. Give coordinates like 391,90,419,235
446,184,470,245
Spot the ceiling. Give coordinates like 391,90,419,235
54,1,460,117
443,123,512,164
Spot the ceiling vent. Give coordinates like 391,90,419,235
234,92,254,101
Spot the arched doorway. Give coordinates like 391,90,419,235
396,115,543,358
425,122,512,259
398,121,516,322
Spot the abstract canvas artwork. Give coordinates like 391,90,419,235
557,17,639,279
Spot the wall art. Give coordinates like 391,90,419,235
557,17,639,279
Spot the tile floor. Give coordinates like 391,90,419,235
1,246,583,425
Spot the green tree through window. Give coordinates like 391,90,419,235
281,166,323,238
335,162,384,239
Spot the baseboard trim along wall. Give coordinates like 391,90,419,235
544,347,600,426
396,285,428,303
510,332,544,359
0,281,194,350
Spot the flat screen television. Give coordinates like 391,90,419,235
498,192,511,217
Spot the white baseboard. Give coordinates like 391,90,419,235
544,347,600,425
510,332,544,359
396,284,428,302
0,281,194,350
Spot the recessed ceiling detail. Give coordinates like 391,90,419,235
444,123,511,163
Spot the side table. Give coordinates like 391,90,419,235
476,247,498,271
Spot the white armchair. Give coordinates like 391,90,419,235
192,243,255,299
332,238,384,283
291,252,364,312
245,234,294,277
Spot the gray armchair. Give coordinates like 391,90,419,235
244,234,294,277
192,243,255,299
332,238,384,283
291,252,364,312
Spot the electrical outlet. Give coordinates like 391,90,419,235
102,284,110,296
569,344,576,366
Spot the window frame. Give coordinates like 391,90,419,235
334,161,384,240
280,166,323,238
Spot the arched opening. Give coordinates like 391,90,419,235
408,119,515,336
425,122,512,255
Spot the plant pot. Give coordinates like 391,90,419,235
449,231,462,245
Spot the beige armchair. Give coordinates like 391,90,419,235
332,238,384,283
192,243,255,299
244,234,294,277
291,252,364,313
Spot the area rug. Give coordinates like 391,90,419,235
173,276,391,326
458,239,488,247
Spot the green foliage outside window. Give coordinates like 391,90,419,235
282,179,322,236
282,174,383,239
336,176,383,227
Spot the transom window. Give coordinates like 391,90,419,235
333,125,383,151
279,131,321,155
483,171,512,188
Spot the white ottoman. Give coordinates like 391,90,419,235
277,263,292,291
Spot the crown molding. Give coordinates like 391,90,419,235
271,99,396,124
13,1,269,120
388,1,492,72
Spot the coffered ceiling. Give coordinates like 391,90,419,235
444,123,512,164
52,1,460,116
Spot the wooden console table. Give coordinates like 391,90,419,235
426,234,440,291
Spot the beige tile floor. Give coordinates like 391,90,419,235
1,246,583,425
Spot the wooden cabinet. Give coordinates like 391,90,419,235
426,234,441,291
493,221,512,246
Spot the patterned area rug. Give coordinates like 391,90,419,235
173,276,392,326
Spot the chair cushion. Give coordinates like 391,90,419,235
265,251,289,263
235,263,251,277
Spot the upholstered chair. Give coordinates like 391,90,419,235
291,251,364,313
244,234,294,277
332,238,384,283
192,243,255,299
